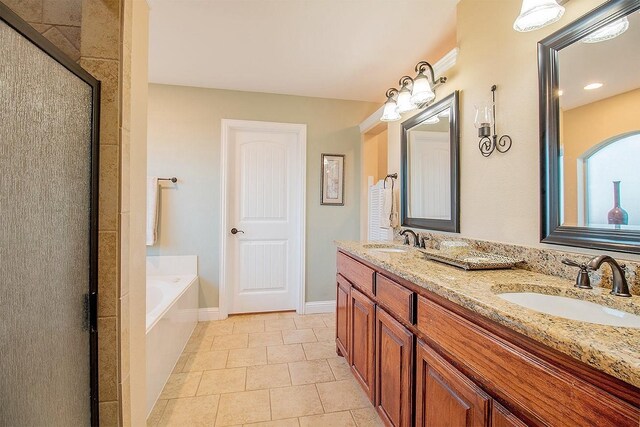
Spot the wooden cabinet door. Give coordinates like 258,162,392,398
492,402,527,427
349,286,376,401
375,307,413,427
416,340,491,427
336,274,350,358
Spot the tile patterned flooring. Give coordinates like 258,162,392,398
147,312,384,427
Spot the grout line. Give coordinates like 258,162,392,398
314,383,327,414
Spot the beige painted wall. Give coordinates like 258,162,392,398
147,85,378,307
386,0,640,261
562,88,640,225
123,1,149,425
360,130,388,239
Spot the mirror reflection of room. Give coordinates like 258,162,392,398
559,11,640,230
407,108,452,220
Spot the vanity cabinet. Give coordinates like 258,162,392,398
335,274,350,358
349,286,376,401
491,402,527,427
415,339,490,427
375,307,413,427
335,250,640,427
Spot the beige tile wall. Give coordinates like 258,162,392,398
3,0,82,60
4,0,129,425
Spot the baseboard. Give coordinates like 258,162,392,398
198,307,220,321
304,300,336,314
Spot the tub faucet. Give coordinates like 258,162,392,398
399,229,419,247
586,255,631,297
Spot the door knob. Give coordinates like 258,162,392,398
231,228,245,235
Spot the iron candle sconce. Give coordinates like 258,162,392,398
475,85,512,157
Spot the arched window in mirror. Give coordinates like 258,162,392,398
577,132,640,228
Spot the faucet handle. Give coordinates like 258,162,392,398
562,258,591,270
562,259,592,289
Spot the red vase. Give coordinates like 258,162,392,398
607,181,628,227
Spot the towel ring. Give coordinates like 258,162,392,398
383,173,398,191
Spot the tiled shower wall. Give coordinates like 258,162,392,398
3,0,81,60
4,0,128,425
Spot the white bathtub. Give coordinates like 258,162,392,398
146,256,199,417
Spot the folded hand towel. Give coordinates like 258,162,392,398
146,177,159,246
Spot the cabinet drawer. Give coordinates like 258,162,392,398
337,252,375,296
376,274,414,324
417,296,639,427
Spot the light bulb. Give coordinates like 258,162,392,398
583,17,629,43
410,72,435,105
396,86,417,113
380,98,401,122
513,0,565,32
424,116,440,125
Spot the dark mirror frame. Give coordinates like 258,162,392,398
401,91,460,232
539,0,640,254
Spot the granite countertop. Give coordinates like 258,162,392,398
336,241,640,389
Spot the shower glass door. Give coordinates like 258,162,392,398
0,4,99,426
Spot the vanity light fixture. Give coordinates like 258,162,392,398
584,82,603,90
380,88,401,122
514,0,565,32
424,115,440,125
583,16,629,43
396,76,418,113
379,60,446,122
475,85,513,157
438,109,450,118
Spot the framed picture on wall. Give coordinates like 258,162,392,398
321,154,345,206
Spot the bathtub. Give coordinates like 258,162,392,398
146,256,199,416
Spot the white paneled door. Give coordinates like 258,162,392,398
222,120,306,315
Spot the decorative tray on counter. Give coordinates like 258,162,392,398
419,248,523,270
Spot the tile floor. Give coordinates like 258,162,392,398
147,311,384,427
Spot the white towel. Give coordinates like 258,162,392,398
146,177,159,246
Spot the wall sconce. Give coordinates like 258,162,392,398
475,85,512,157
379,60,446,122
514,0,565,32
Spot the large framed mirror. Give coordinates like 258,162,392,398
539,1,640,253
401,91,460,232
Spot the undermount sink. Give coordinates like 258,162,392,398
362,244,408,254
498,292,640,328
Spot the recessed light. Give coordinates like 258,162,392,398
584,83,603,90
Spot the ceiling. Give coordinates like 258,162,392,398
147,0,458,102
559,11,640,110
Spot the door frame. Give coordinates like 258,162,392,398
219,119,307,318
0,3,100,424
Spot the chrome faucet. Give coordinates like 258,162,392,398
586,255,631,297
399,229,419,247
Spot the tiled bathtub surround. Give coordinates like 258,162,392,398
337,241,640,389
396,231,640,296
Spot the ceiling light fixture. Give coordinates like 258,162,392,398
584,82,603,90
583,16,629,43
379,60,446,122
514,0,565,32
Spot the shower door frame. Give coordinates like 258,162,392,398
0,3,101,424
